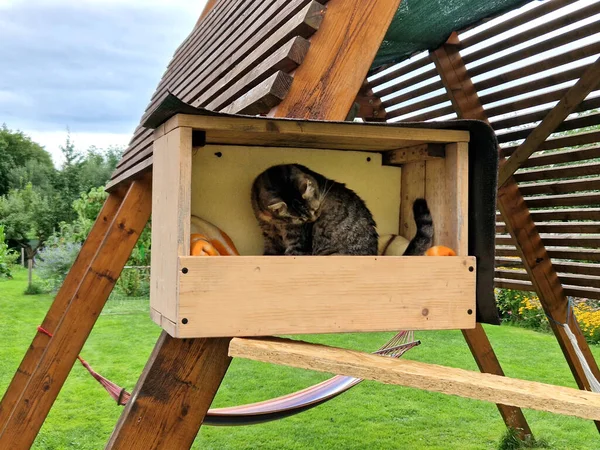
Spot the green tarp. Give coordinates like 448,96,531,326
372,0,532,69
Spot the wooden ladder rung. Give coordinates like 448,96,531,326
229,336,600,421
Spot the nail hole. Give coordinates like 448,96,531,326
215,152,223,158
366,157,372,162
182,318,189,324
468,266,474,272
182,267,188,274
467,309,473,315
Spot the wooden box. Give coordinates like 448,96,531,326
149,113,476,338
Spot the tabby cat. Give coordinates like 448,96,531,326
251,164,433,256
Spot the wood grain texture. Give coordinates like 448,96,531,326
106,333,231,449
150,127,192,328
176,256,476,338
221,71,293,115
431,35,533,437
0,188,125,429
0,177,152,449
444,142,469,254
499,55,600,185
399,161,425,240
272,0,403,120
229,336,600,421
382,144,445,166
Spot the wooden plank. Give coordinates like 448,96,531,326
387,104,455,122
272,0,403,120
496,269,600,289
229,336,600,421
474,40,600,92
0,176,152,448
444,142,469,253
496,234,600,248
497,246,600,263
206,36,309,111
381,80,444,109
221,71,293,115
520,146,600,168
106,333,231,449
374,67,437,100
196,0,219,26
431,34,532,438
497,221,600,234
524,193,600,208
0,188,125,428
499,56,600,186
502,130,600,158
369,54,432,90
105,156,153,193
400,161,425,240
352,83,387,121
176,256,476,338
496,257,600,277
495,278,600,301
385,92,448,119
382,143,445,166
150,127,192,328
167,114,471,150
497,208,600,222
519,177,600,196
514,162,600,183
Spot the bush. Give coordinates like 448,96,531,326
0,225,18,278
24,283,45,295
114,267,150,298
36,238,81,292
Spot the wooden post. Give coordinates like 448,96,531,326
0,177,151,449
20,248,24,267
431,34,533,438
432,32,600,434
0,188,125,429
106,334,232,449
27,259,32,288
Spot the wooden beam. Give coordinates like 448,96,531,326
351,81,387,121
0,176,152,449
272,0,403,120
229,337,600,421
382,143,445,166
196,0,219,26
498,55,600,186
431,35,533,438
106,333,231,449
0,187,126,429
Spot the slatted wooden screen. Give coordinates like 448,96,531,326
107,0,327,190
368,0,600,299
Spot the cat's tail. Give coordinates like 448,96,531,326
402,198,434,256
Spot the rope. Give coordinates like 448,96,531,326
545,299,600,393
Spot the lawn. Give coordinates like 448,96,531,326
1,267,599,449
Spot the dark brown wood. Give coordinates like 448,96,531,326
519,177,600,196
514,162,600,183
523,193,600,208
496,269,600,289
497,222,600,234
496,208,600,222
487,85,572,119
273,0,402,120
502,130,600,157
207,36,310,111
0,177,152,449
374,66,438,99
494,278,600,300
499,56,600,185
383,92,447,119
388,104,455,122
221,71,293,115
463,2,600,65
380,79,444,109
497,246,600,263
0,188,125,429
353,83,387,121
382,143,445,166
368,53,431,89
496,257,600,277
520,146,600,168
497,234,600,248
106,333,232,449
474,40,600,92
431,36,532,439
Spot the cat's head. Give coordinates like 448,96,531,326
251,164,322,225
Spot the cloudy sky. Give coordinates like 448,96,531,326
0,0,207,165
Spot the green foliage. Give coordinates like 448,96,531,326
498,428,549,450
35,238,82,292
114,268,150,298
23,282,44,295
496,288,550,332
0,125,55,196
0,225,18,278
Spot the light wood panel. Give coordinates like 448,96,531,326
229,336,600,421
175,256,476,337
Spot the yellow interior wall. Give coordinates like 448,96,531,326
191,145,401,255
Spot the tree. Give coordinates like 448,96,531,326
0,125,55,196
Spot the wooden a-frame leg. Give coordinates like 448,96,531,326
0,176,152,449
106,333,232,449
0,187,125,428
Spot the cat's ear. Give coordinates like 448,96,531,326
267,201,287,215
300,176,316,199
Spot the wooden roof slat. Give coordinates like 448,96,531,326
518,177,600,196
206,36,309,111
496,257,600,276
485,85,572,119
462,2,600,65
458,0,578,49
514,162,600,183
497,245,600,262
387,104,454,122
468,20,600,79
496,208,600,222
524,192,600,209
520,146,600,168
502,129,600,157
220,71,293,115
496,234,600,247
494,278,600,300
491,96,600,131
495,268,600,289
473,40,600,92
373,67,437,99
380,80,444,109
382,93,449,120
368,54,432,89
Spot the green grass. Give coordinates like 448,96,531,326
1,267,600,449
